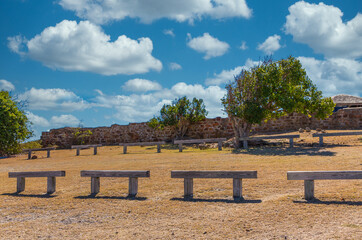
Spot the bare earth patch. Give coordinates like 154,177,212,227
0,131,361,239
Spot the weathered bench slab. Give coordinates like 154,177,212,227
312,131,362,146
119,141,166,154
81,170,150,197
8,171,66,194
71,144,102,156
173,138,227,152
240,134,300,149
23,147,56,159
287,171,362,200
171,170,257,199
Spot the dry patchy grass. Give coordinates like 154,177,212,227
0,131,361,239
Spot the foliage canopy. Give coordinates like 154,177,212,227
0,91,32,156
221,56,335,147
148,96,208,139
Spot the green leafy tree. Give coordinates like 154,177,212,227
148,96,208,139
72,128,93,145
222,56,335,148
0,91,32,156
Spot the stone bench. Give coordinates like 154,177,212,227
80,170,150,197
171,170,257,199
287,171,362,200
119,141,166,154
23,147,56,159
240,134,300,149
71,144,102,156
173,138,227,152
8,171,66,194
312,131,362,147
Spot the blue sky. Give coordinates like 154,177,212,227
1,0,361,140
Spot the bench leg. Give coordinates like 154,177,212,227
17,177,25,193
129,177,138,197
233,178,242,199
94,147,97,155
179,144,183,152
123,146,127,154
218,141,222,151
76,148,80,156
47,177,56,194
319,136,323,147
184,178,193,198
304,180,314,200
47,150,51,158
289,138,294,148
243,140,248,149
28,151,32,160
157,144,161,153
91,177,100,194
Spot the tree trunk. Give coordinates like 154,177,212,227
230,117,252,149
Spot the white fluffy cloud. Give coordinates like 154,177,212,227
299,57,362,97
0,79,15,91
163,29,175,37
8,20,162,75
187,33,229,59
257,34,281,54
205,58,259,85
122,79,162,92
285,1,362,59
59,0,252,24
94,82,226,122
26,111,50,127
50,115,81,127
19,88,89,111
239,41,248,50
169,62,182,70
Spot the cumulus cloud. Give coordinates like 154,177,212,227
122,79,162,92
299,57,362,97
94,82,226,122
0,79,15,91
205,58,259,85
59,0,252,25
169,62,182,70
26,111,50,127
187,33,229,59
257,35,281,54
50,114,81,127
239,41,248,50
285,1,362,59
19,88,89,111
163,29,175,37
8,20,162,75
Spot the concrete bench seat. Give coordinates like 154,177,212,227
71,144,102,156
8,171,65,194
81,170,150,197
23,147,56,159
312,131,362,146
240,134,300,149
171,170,257,199
119,141,166,154
173,138,227,152
287,171,362,200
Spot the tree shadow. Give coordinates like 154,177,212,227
1,192,56,198
74,194,147,201
170,197,261,204
232,147,337,156
293,198,362,206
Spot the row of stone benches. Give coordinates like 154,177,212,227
22,131,362,158
8,170,361,200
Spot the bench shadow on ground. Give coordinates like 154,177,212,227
231,145,342,156
1,192,56,198
74,194,147,201
293,199,362,206
171,197,261,204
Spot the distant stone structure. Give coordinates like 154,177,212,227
332,94,362,108
41,107,362,148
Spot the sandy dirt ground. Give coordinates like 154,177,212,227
0,131,361,239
